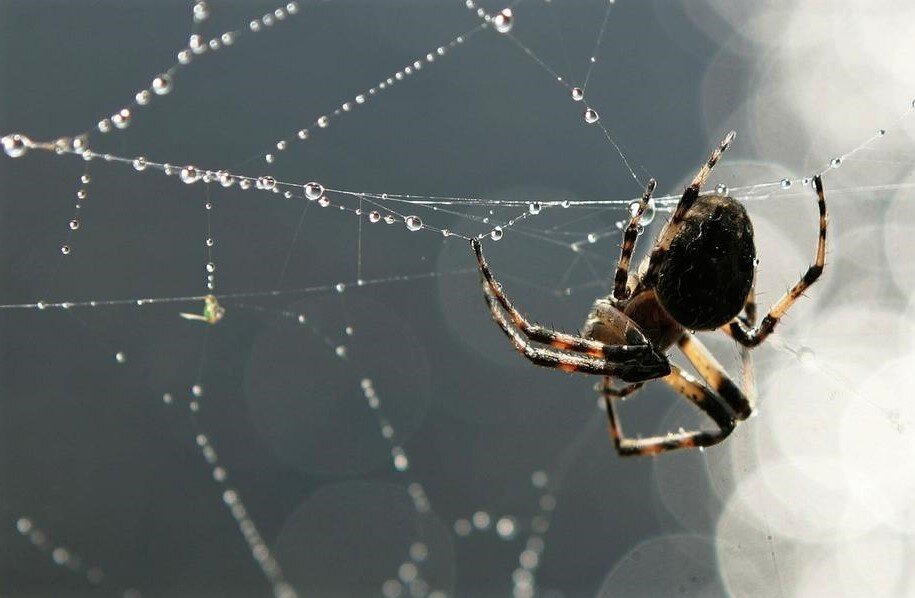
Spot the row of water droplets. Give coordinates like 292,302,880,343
360,378,450,598
161,384,297,598
450,470,556,598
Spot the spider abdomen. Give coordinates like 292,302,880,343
654,194,755,330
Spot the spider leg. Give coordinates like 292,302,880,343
481,281,666,380
736,283,758,403
677,333,752,419
642,131,735,286
602,363,737,457
471,239,665,370
612,178,656,300
727,175,827,348
599,377,644,398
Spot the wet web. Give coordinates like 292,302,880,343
2,0,915,596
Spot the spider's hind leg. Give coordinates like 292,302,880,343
602,364,738,457
728,175,828,348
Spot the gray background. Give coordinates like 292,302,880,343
1,1,888,596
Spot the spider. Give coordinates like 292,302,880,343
470,131,828,456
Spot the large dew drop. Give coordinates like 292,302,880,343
493,8,513,33
180,166,201,184
405,215,423,231
304,181,324,200
583,108,599,124
152,74,172,95
628,197,656,226
2,134,29,158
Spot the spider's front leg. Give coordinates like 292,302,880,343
612,178,656,300
727,175,828,348
643,131,735,286
471,239,669,382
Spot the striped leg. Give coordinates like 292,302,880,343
677,333,752,420
481,281,667,380
737,284,758,404
643,131,736,286
601,379,643,398
612,178,656,300
472,239,666,370
728,175,828,348
602,364,737,457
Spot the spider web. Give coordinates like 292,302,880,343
2,0,915,596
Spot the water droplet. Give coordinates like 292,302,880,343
133,157,148,171
405,215,423,231
152,74,172,95
802,177,811,186
206,262,216,273
304,181,324,200
628,197,656,225
490,226,503,241
193,1,209,21
317,116,329,128
531,470,548,488
587,233,598,243
583,108,600,124
37,300,48,310
77,189,88,200
571,87,583,101
528,202,542,214
335,283,346,293
177,50,192,65
180,166,201,184
715,183,728,195
369,211,381,223
216,171,234,187
205,237,214,247
878,128,886,136
317,196,330,207
780,178,791,189
69,219,80,230
97,119,112,133
830,157,842,169
258,176,276,190
384,215,396,224
409,542,428,562
60,245,70,255
72,137,89,154
115,351,126,363
111,108,131,129
561,199,571,208
335,345,347,357
496,516,517,540
797,346,817,368
382,580,403,598
472,511,491,530
493,8,513,33
192,384,204,397
2,134,29,158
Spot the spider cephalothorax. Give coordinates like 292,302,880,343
472,131,828,456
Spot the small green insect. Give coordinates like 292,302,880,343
179,295,225,325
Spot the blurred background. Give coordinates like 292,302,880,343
1,0,914,596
